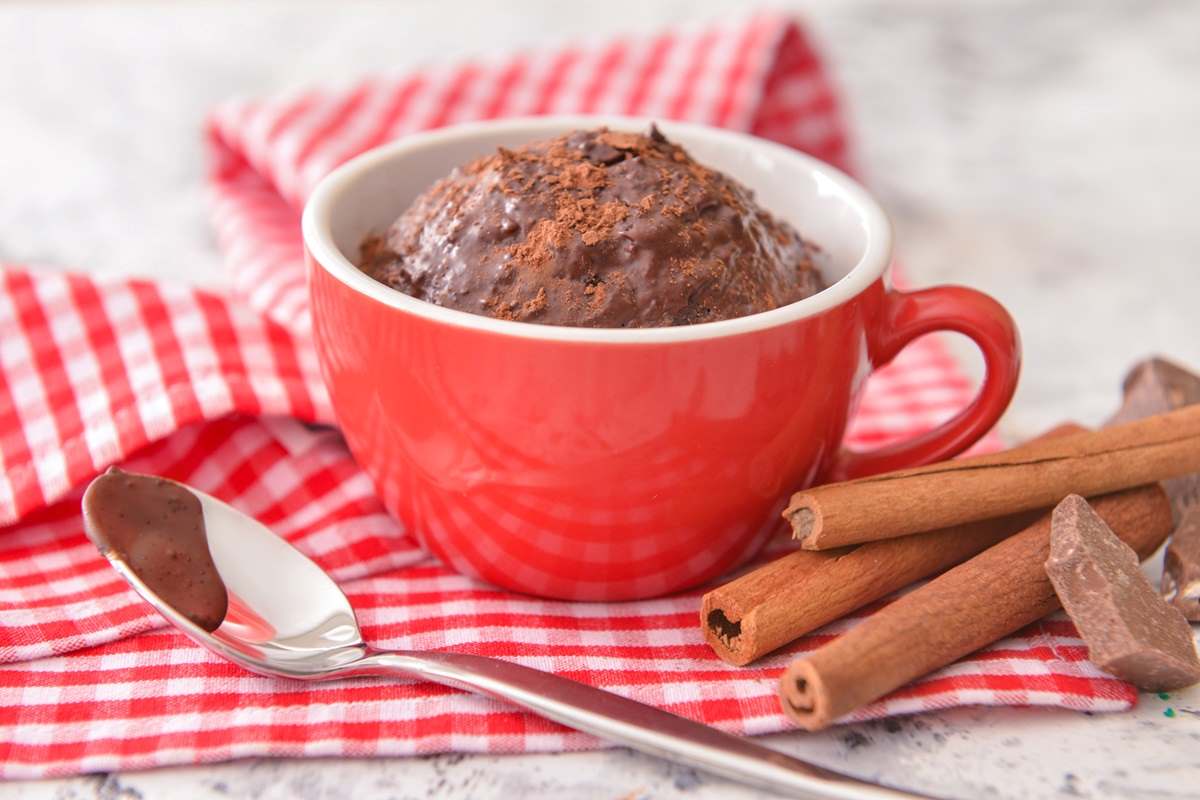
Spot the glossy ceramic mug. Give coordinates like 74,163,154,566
303,116,1021,601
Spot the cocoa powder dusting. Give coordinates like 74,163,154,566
358,126,827,328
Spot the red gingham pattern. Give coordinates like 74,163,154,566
0,14,1134,779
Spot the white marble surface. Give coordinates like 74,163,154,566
3,1,1200,798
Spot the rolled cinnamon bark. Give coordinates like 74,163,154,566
778,484,1173,730
787,404,1200,550
702,426,1078,665
702,509,1043,665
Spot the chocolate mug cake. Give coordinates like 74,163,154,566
357,126,827,328
304,115,1021,599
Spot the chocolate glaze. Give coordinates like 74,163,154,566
82,468,228,631
359,126,827,328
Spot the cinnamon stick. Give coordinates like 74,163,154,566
786,403,1200,550
703,509,1046,665
778,484,1173,730
702,426,1079,665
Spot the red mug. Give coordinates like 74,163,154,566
303,116,1020,601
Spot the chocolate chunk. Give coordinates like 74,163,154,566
1164,507,1200,621
1111,358,1200,520
1046,495,1200,691
1113,358,1200,424
82,467,228,631
358,126,827,328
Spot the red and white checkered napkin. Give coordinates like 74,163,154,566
0,14,1135,780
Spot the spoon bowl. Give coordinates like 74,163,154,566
198,492,368,677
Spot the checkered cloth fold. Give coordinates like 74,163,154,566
0,13,1135,779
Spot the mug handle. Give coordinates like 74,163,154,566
826,285,1021,482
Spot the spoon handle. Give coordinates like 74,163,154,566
351,650,931,799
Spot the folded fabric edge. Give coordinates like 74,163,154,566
0,265,330,527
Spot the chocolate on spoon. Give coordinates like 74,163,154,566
83,467,227,631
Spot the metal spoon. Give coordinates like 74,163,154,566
83,472,929,800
